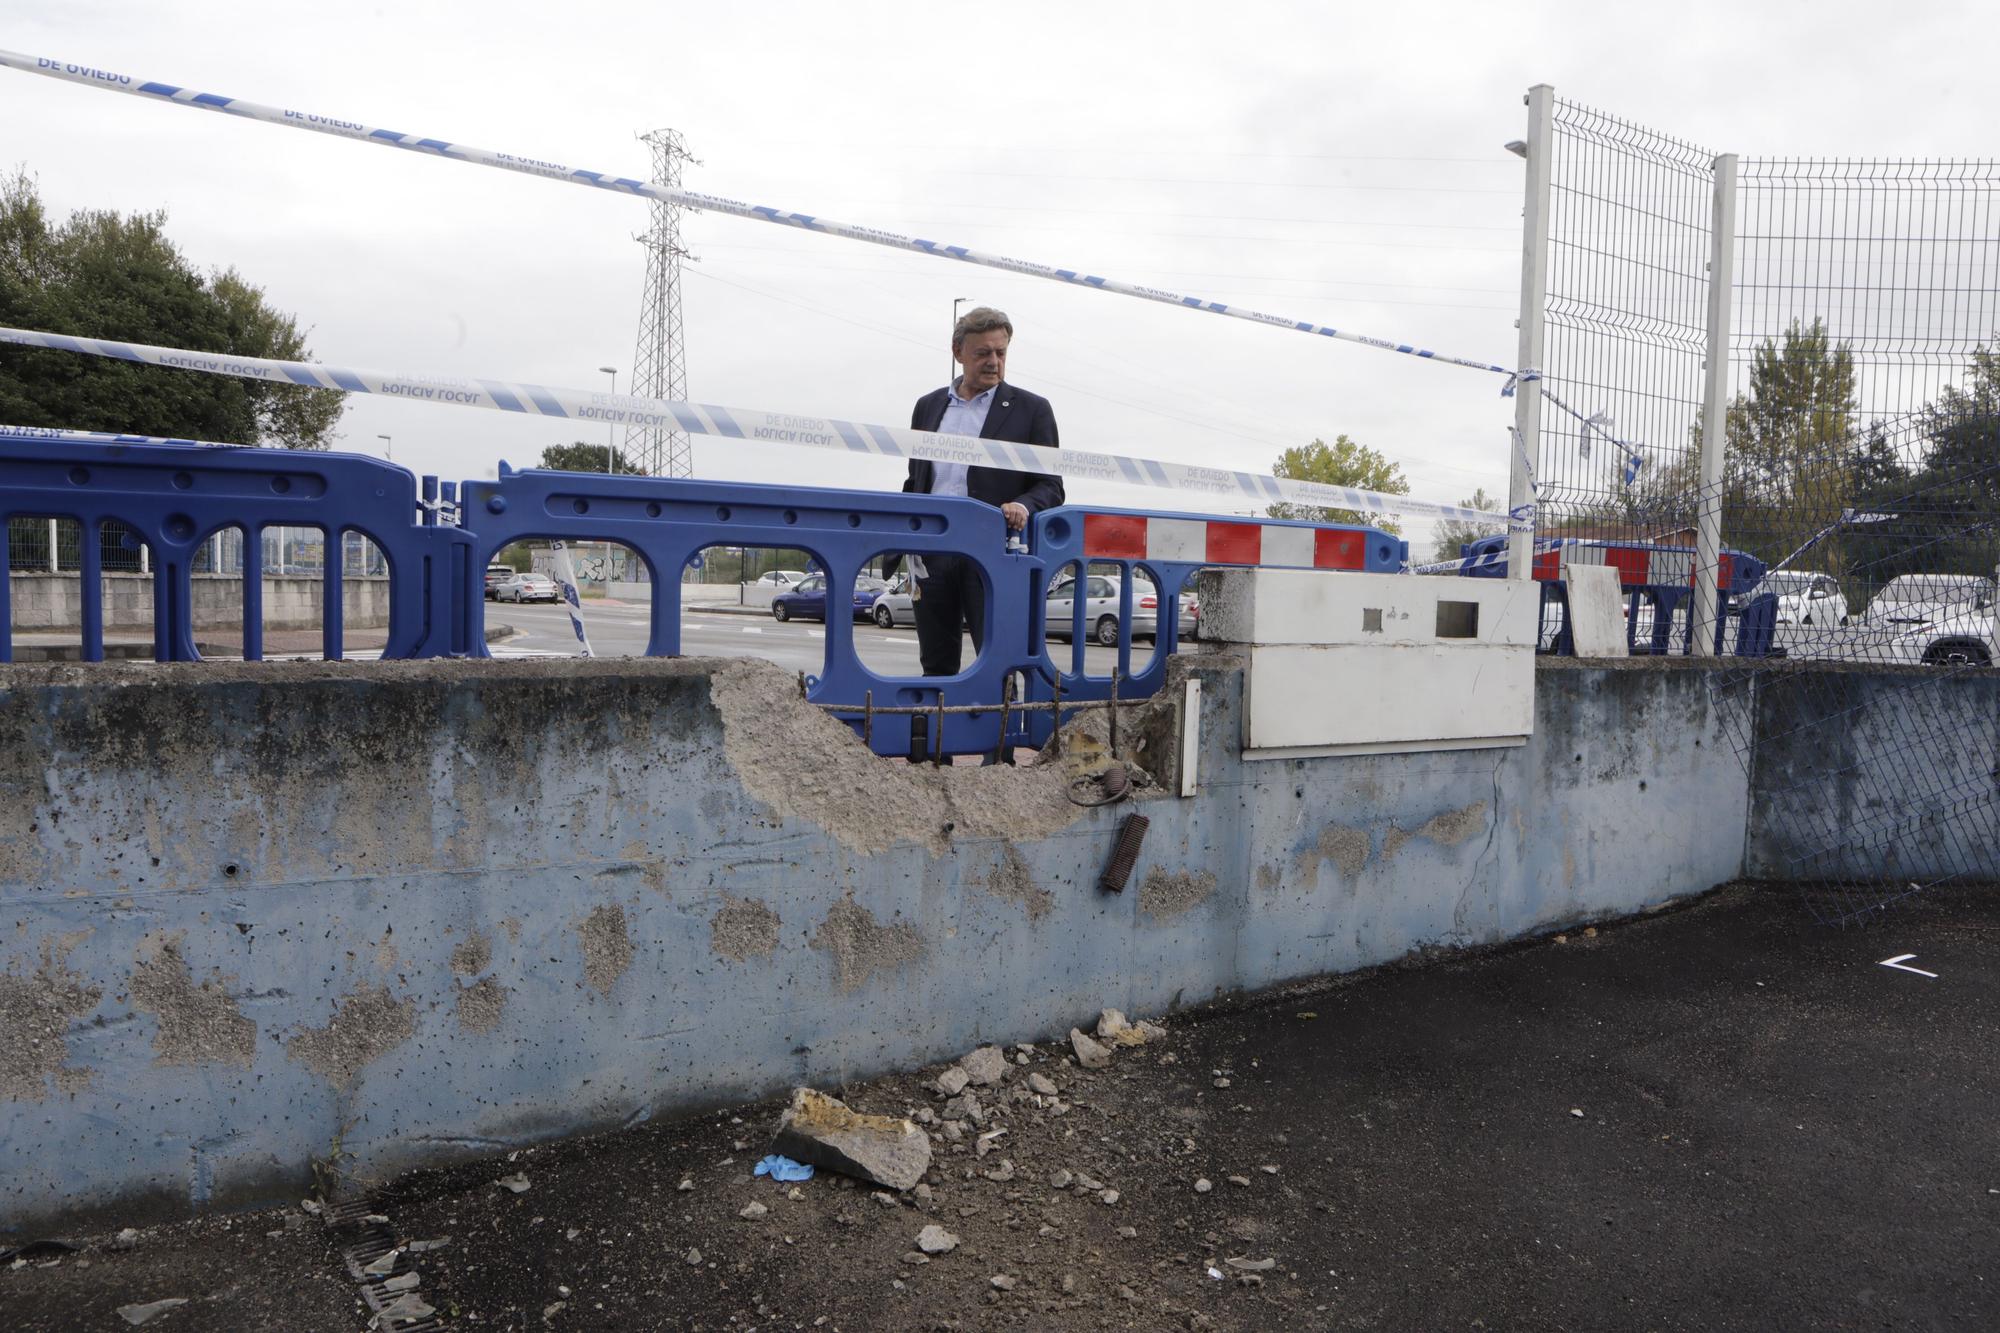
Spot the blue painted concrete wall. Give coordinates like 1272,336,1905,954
1,655,1750,1231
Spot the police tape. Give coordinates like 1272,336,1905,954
0,48,1515,379
547,541,594,657
0,326,1511,526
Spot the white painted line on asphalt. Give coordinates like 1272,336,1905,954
1879,953,1938,978
741,627,764,634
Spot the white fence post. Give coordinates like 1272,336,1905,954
1508,84,1555,582
1690,152,1739,657
47,517,59,573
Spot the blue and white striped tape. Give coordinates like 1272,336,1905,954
547,541,594,657
0,327,1510,526
0,49,1515,378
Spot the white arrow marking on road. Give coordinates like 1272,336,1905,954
1879,954,1938,978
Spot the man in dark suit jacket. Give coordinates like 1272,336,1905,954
902,306,1064,677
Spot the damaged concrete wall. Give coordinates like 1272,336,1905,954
0,653,1747,1232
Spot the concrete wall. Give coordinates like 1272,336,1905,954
8,572,392,632
0,654,1751,1232
1746,665,2000,882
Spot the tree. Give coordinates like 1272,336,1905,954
0,170,342,448
540,440,643,474
1429,487,1505,562
1265,435,1410,535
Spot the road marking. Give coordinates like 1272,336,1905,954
808,629,824,639
741,626,763,634
1879,953,1938,978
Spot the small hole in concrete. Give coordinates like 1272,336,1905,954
1638,781,1648,792
223,863,239,877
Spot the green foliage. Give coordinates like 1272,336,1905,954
1429,487,1505,562
0,170,342,448
1265,435,1410,535
539,440,643,474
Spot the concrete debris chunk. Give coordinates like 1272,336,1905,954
1226,1256,1276,1272
1099,1189,1120,1205
936,1067,971,1097
740,1201,770,1219
958,1045,1008,1087
942,1092,986,1126
493,1172,531,1193
1070,1028,1113,1069
1027,1072,1058,1097
1194,1177,1213,1193
1075,1174,1104,1192
982,1159,1016,1182
684,1247,703,1266
990,1274,1018,1291
769,1087,933,1192
677,1178,695,1192
109,1227,139,1251
1050,1168,1074,1189
915,1224,960,1254
116,1300,189,1327
1227,1175,1251,1187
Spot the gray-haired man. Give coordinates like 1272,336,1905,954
903,306,1064,677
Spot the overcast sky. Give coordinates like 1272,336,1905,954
4,1,1996,541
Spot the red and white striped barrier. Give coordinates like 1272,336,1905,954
1078,513,1373,571
1530,543,1734,589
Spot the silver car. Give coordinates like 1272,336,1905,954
1045,573,1196,646
870,572,916,628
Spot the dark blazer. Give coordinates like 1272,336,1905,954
903,381,1064,514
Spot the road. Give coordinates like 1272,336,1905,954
485,600,1167,676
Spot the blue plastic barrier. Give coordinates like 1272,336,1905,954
0,438,1406,757
1454,535,1773,657
0,434,469,663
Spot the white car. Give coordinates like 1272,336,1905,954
1859,573,1995,628
494,572,559,603
754,569,810,588
1884,610,1997,667
1742,570,1846,626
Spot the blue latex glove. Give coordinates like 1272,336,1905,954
754,1154,814,1183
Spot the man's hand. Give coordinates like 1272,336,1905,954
1001,502,1029,531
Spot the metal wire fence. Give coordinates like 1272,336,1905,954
1539,98,2000,923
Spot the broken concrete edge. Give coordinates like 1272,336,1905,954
8,622,519,664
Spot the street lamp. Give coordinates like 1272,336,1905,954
598,366,618,590
598,367,618,474
951,298,970,382
376,433,392,462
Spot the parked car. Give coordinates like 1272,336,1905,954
494,572,559,603
1740,570,1846,626
1884,610,1996,667
870,572,916,628
1044,572,1196,646
1859,573,1995,628
771,574,889,623
484,563,515,600
754,569,810,588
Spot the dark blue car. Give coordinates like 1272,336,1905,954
771,574,888,623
